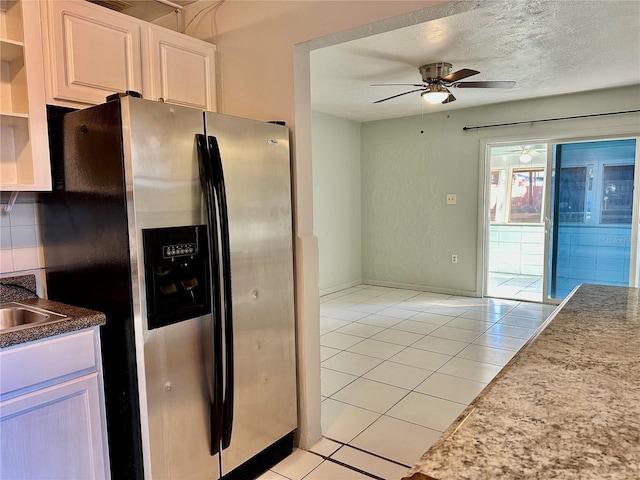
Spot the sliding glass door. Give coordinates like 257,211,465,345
485,137,638,303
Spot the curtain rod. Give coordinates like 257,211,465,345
462,109,640,131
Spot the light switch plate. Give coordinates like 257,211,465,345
446,194,457,205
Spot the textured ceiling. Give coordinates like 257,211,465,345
310,0,640,122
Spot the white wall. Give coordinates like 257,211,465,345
312,111,362,294
360,112,484,295
360,85,640,295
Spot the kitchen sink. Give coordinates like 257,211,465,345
0,302,67,331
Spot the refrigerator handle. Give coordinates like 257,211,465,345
207,135,235,450
196,134,224,456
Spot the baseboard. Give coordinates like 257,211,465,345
361,279,479,297
319,279,363,296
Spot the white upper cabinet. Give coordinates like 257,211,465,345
1,0,51,191
0,1,215,192
40,0,217,111
145,26,216,111
41,0,143,107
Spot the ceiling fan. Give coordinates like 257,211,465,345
501,145,545,163
372,62,515,105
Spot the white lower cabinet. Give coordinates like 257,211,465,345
0,374,107,479
0,328,110,480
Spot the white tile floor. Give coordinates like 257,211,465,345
258,284,557,480
487,272,543,302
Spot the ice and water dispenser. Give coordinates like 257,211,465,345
142,225,211,329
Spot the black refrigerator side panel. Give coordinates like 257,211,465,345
41,102,144,480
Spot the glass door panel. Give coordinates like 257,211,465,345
485,143,547,301
547,139,637,301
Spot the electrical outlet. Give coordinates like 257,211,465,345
446,194,457,205
451,254,458,264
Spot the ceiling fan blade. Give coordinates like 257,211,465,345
442,92,456,104
441,68,479,83
453,81,516,89
371,83,425,87
373,88,425,104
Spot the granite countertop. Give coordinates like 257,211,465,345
404,283,640,480
0,275,106,349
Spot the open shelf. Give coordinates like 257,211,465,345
0,37,23,61
0,0,50,191
0,110,28,126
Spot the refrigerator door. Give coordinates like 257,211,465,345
205,113,297,476
123,98,221,479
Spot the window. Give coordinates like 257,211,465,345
601,165,634,224
509,168,544,223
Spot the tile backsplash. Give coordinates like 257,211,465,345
0,196,42,275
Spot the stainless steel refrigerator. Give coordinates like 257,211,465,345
40,94,297,480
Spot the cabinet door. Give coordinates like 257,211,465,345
146,26,217,111
0,373,110,479
42,0,143,106
0,0,51,191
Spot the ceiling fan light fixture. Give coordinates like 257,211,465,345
421,84,449,104
372,62,513,105
519,151,533,163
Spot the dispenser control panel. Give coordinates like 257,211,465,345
142,225,211,330
163,243,197,258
